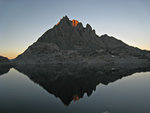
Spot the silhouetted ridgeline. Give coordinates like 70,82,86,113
0,56,9,62
13,16,150,71
1,16,150,76
1,15,150,105
0,56,11,75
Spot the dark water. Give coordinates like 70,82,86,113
0,68,150,113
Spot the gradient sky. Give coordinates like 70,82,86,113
0,0,150,59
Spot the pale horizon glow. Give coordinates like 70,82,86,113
0,0,150,59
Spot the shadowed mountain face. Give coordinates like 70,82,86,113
14,64,150,106
37,16,104,50
0,56,11,75
12,16,150,105
14,16,150,68
0,56,9,63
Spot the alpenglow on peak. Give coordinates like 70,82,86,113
14,15,150,73
56,16,79,27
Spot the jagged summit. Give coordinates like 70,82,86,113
56,16,70,26
11,16,150,107
61,15,70,21
15,16,150,67
55,16,91,30
56,16,79,27
36,16,101,50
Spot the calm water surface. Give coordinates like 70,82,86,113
0,68,150,113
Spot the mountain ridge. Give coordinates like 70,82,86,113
13,16,150,70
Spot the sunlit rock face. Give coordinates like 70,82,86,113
72,19,79,27
14,16,150,69
56,18,78,27
56,21,60,26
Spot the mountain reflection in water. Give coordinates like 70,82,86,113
13,64,150,106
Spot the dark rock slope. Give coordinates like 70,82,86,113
0,56,11,75
0,56,9,63
14,16,150,69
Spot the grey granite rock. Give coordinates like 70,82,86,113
14,16,150,70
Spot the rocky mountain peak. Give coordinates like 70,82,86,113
86,24,92,32
56,16,70,26
56,16,79,27
15,16,150,67
55,16,95,35
59,16,70,23
62,15,69,21
56,16,71,27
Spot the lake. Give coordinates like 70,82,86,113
0,68,150,113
